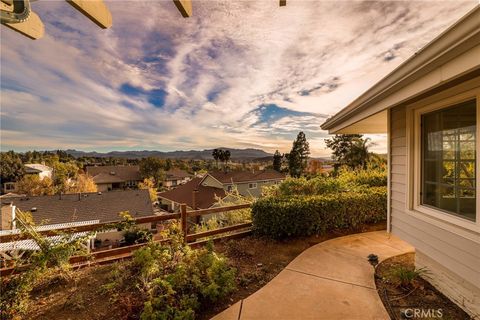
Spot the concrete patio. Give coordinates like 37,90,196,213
212,231,414,320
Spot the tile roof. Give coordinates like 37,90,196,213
86,165,142,183
158,177,225,209
6,190,153,225
208,170,286,184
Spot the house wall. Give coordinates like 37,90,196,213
229,180,282,198
389,85,480,316
96,183,112,192
95,222,152,243
201,175,223,188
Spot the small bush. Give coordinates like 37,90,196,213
105,223,237,320
252,187,387,239
389,266,429,290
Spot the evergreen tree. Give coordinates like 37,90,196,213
287,132,310,178
272,150,283,172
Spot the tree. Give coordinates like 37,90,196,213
68,174,97,193
139,157,166,186
212,149,220,168
139,178,158,202
223,150,231,169
325,134,372,170
272,150,283,172
16,175,55,196
0,151,24,182
287,132,310,178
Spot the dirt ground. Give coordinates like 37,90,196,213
375,253,471,320
23,222,385,320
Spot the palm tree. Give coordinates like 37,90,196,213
212,149,220,168
223,150,231,169
351,137,372,169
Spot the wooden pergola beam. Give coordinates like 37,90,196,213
66,0,112,29
173,0,192,18
4,11,44,39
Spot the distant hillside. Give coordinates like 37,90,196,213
64,148,273,161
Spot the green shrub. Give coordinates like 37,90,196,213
337,168,387,187
252,187,387,239
105,223,236,320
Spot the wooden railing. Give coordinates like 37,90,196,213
0,203,252,276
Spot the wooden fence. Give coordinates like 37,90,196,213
0,203,252,276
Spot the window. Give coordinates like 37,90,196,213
226,185,234,192
421,99,476,221
248,183,257,189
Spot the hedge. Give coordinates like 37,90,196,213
251,187,387,239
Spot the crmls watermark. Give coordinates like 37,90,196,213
401,308,443,319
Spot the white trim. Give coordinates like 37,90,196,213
387,108,392,233
407,87,480,233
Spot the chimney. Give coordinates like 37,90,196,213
1,203,16,230
192,189,200,224
192,189,199,210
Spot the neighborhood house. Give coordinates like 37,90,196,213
322,6,480,316
86,165,143,192
2,163,53,194
163,168,193,188
158,170,285,212
0,189,154,259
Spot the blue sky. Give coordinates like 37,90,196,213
0,1,477,156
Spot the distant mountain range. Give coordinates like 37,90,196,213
64,148,274,161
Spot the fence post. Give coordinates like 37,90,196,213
180,204,188,244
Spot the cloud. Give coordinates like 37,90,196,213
1,0,476,156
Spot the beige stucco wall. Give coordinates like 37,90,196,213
389,81,480,317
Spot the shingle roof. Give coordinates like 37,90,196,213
165,168,192,181
9,190,153,225
158,177,225,209
208,170,286,184
86,165,142,183
91,172,126,184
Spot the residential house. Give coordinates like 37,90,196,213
321,6,480,317
86,165,142,192
202,170,286,197
0,189,154,251
2,163,53,194
163,168,192,188
158,177,226,212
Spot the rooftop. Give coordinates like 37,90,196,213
2,189,153,225
86,165,142,183
208,170,286,184
158,177,226,209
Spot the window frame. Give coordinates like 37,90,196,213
248,183,257,189
410,89,480,231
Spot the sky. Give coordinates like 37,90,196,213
0,0,477,157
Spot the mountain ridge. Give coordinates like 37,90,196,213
64,148,273,160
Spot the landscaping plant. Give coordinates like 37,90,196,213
103,222,237,320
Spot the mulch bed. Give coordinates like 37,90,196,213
375,253,471,320
24,222,386,320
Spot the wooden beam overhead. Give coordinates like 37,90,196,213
4,11,44,40
280,0,286,6
66,0,112,29
173,0,192,18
